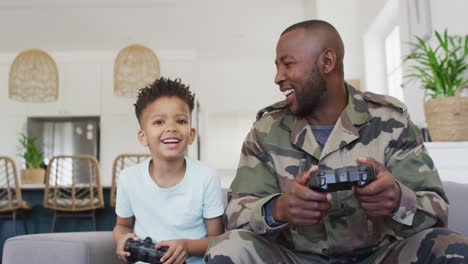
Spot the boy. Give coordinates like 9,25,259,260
113,77,224,264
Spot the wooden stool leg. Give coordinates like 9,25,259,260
21,211,29,234
51,211,57,232
92,210,96,231
12,211,17,236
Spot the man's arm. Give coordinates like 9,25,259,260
225,127,284,233
380,118,447,236
225,127,331,234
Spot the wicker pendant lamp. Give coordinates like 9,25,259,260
9,49,59,102
114,44,160,98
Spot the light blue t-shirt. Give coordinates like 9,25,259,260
116,157,225,264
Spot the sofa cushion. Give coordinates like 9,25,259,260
2,231,120,264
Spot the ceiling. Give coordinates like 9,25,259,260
0,0,305,59
0,0,176,8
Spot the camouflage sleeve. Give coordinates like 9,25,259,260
224,126,285,234
385,116,448,237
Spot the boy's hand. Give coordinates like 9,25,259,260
156,239,188,264
116,233,138,262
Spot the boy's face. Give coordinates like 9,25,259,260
138,96,196,162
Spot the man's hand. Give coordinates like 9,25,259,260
116,233,138,262
272,165,332,225
354,157,401,217
156,239,188,264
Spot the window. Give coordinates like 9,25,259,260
384,26,404,102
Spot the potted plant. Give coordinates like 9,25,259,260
404,29,468,141
18,134,45,184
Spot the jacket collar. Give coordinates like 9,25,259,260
281,83,371,160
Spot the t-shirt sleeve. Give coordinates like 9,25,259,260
115,169,134,218
202,171,225,219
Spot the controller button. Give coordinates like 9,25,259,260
339,172,347,181
361,173,368,181
320,177,326,186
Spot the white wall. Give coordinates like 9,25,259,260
316,0,362,81
430,0,467,35
362,0,400,95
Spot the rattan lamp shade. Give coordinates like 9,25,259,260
114,44,160,98
9,49,59,102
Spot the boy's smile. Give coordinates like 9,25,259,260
138,96,196,162
161,136,183,151
161,137,181,146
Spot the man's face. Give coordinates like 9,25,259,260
275,28,327,117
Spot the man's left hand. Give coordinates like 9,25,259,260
353,157,401,217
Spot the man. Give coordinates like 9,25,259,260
204,20,468,263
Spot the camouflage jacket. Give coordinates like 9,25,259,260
225,84,448,258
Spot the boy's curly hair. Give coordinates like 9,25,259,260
134,77,195,124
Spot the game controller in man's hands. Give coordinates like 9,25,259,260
308,165,375,192
124,237,167,264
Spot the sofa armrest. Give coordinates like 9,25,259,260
2,231,121,264
443,181,468,236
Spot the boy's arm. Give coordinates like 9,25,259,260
113,216,137,260
157,216,224,262
186,216,224,256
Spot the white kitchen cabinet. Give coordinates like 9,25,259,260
0,65,28,116
198,59,283,113
26,63,101,116
99,114,144,186
0,116,27,168
99,63,136,116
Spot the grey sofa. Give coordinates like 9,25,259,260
442,181,468,236
3,182,467,264
2,231,120,264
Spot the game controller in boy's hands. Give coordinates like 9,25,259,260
124,237,167,264
308,165,375,192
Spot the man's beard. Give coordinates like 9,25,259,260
294,67,327,117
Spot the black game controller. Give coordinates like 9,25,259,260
308,165,375,192
124,237,167,264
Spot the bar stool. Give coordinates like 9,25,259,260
110,153,150,208
43,155,104,232
0,156,31,235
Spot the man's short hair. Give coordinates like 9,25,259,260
282,19,345,73
281,19,339,36
134,77,195,124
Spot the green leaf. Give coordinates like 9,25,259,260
404,29,468,97
18,134,44,169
